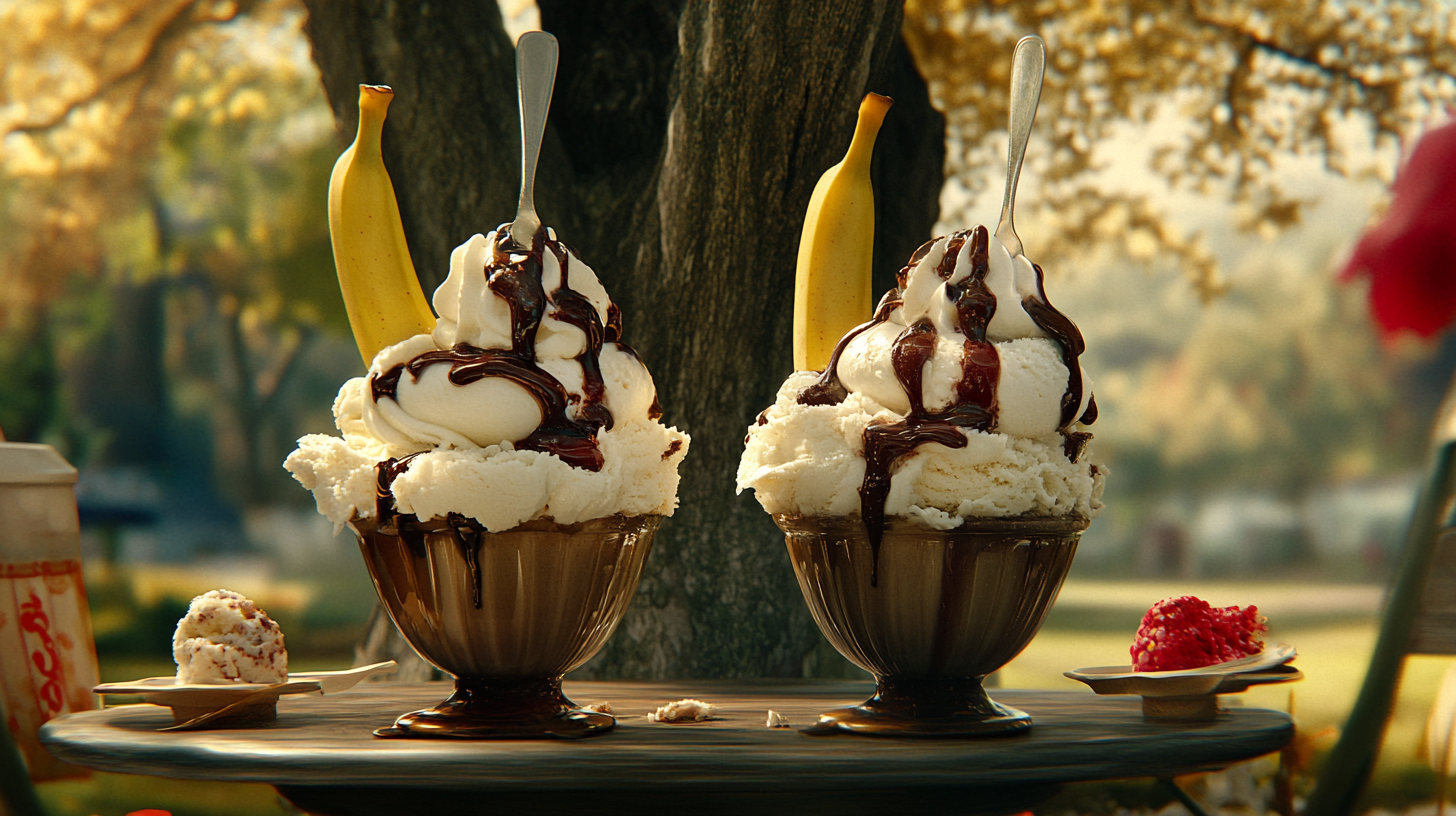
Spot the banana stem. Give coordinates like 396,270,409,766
355,86,393,156
844,93,893,170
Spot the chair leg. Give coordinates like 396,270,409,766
0,708,47,816
1303,440,1456,816
1160,777,1213,816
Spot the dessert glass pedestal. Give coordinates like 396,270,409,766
351,514,659,739
775,514,1085,737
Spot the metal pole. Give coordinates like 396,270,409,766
1304,435,1456,815
0,697,47,816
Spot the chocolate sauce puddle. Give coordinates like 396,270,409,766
794,226,1095,585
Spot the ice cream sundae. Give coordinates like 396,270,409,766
284,33,686,739
741,38,1096,737
747,223,1101,736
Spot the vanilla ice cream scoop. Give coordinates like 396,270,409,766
739,226,1103,534
362,227,654,459
832,229,1094,437
173,590,287,685
286,225,689,532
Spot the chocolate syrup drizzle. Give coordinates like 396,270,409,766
372,450,489,608
794,226,1096,585
374,451,427,557
367,225,653,594
446,513,485,609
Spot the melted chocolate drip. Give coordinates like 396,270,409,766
857,229,999,585
375,453,427,554
942,230,1000,422
373,365,404,402
791,226,1096,584
1020,261,1096,464
542,240,613,433
375,453,424,524
797,290,904,407
1062,430,1092,463
934,231,968,281
1021,262,1089,431
900,238,937,289
605,302,623,344
378,343,605,471
447,513,484,609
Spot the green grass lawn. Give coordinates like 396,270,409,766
27,577,1455,815
37,774,297,816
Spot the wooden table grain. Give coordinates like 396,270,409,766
41,680,1293,816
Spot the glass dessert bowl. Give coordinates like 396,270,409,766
353,514,658,739
777,514,1083,736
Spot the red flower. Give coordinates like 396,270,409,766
1340,118,1456,338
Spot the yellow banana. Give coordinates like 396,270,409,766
329,84,436,366
793,92,893,372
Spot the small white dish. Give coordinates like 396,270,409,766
95,661,398,730
1065,645,1300,721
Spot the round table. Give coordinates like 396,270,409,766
41,680,1293,816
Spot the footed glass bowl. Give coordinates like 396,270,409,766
775,513,1084,737
351,513,658,739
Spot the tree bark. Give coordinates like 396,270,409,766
302,0,944,679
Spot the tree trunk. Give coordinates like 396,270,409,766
302,0,944,679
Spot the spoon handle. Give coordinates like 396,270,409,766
510,31,559,247
994,35,1046,258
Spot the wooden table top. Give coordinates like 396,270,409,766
42,680,1293,816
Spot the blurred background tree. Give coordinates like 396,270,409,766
0,0,1452,681
908,0,1456,297
0,0,349,514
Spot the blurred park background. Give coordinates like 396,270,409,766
2,0,1455,813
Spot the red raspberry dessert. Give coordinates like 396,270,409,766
1131,595,1266,672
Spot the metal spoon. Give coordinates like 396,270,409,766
993,34,1046,258
509,31,559,248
